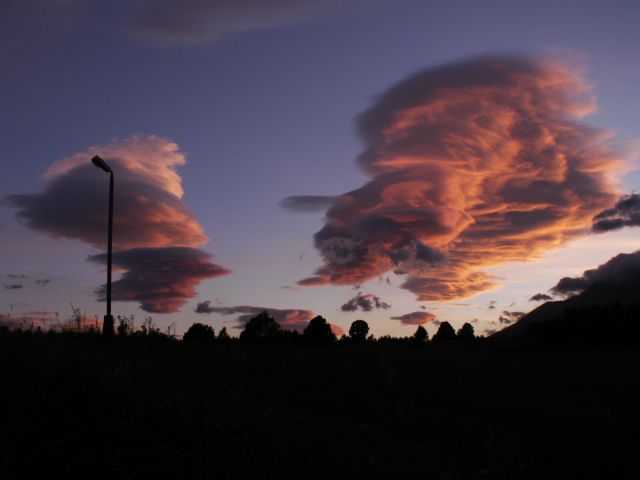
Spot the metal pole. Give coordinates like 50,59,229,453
103,171,115,336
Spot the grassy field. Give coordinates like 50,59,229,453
1,332,639,479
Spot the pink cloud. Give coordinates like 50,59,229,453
285,56,622,301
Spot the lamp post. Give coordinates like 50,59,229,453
91,155,115,336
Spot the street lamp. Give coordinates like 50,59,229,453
91,155,115,336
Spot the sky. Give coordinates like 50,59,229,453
1,0,639,337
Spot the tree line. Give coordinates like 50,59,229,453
182,310,477,347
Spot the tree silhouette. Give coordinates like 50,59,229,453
183,323,216,344
303,315,336,345
348,320,369,344
217,326,230,343
411,325,429,345
432,321,456,343
457,322,475,340
240,311,281,344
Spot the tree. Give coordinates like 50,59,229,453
217,326,230,343
412,325,429,344
348,320,369,344
183,323,216,344
239,311,281,344
457,322,475,340
432,322,456,343
303,315,336,345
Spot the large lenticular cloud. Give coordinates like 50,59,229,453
5,135,230,313
285,56,621,301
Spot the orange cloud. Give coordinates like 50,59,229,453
285,56,621,301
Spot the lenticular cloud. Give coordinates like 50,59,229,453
285,56,621,301
6,135,230,313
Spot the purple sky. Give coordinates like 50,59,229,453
1,0,639,336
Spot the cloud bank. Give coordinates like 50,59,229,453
286,55,621,302
5,135,229,313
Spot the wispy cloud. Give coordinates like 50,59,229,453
498,310,525,325
529,292,552,302
340,292,390,312
287,55,621,301
129,0,364,45
592,193,640,232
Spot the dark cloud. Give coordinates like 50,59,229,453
129,0,356,45
592,193,640,232
288,56,621,301
3,284,23,290
340,292,390,312
90,247,230,314
5,136,229,313
550,250,640,297
498,310,525,325
280,195,337,213
488,301,496,310
195,302,340,333
530,292,552,302
390,311,436,325
35,279,51,287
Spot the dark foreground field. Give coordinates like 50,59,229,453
1,333,639,479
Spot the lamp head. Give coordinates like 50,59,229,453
91,155,112,173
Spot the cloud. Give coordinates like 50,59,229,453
3,284,23,290
280,195,337,213
6,135,207,250
550,250,640,297
529,292,552,302
288,55,621,302
35,279,51,287
340,292,390,312
498,310,525,325
90,247,230,314
6,135,229,313
195,302,343,333
390,311,436,325
592,193,640,232
129,0,358,45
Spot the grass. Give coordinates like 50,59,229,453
0,331,639,479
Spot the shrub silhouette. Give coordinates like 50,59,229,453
303,315,336,345
457,322,475,340
183,323,216,344
240,311,281,344
348,320,369,344
432,321,457,343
